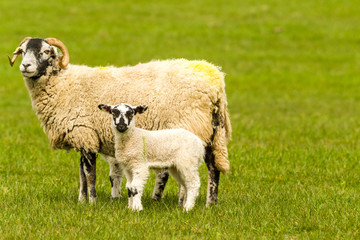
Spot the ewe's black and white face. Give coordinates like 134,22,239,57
16,38,57,78
98,103,148,133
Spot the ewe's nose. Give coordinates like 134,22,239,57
22,63,31,69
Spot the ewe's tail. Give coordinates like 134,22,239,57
212,91,232,174
180,59,231,174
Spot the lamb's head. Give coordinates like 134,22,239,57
8,37,69,78
98,103,148,133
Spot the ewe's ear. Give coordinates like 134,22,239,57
50,46,58,56
98,104,112,113
134,105,148,115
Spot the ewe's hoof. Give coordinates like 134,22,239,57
89,197,97,204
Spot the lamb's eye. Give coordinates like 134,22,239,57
44,50,50,54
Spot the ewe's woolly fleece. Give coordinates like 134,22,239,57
24,59,232,173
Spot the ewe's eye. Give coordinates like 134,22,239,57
14,47,23,54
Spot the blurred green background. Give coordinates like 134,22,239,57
1,0,360,239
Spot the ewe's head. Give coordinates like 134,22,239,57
8,37,69,79
98,103,148,133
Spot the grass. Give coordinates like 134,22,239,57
1,0,360,238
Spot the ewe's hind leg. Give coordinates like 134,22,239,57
80,150,97,203
151,169,169,201
205,145,220,206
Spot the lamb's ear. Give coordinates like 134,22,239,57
98,104,112,113
134,105,148,115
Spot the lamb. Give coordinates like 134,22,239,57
8,37,231,205
99,103,205,211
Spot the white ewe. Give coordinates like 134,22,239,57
8,37,231,205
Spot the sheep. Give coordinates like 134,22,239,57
8,37,231,205
99,103,205,211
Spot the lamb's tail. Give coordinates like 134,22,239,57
212,90,232,174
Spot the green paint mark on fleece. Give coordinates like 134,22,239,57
142,136,147,161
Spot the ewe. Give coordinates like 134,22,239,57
8,37,231,205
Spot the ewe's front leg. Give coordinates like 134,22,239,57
80,150,97,203
78,157,88,202
151,169,169,200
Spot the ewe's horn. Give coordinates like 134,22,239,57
45,38,69,69
8,36,32,67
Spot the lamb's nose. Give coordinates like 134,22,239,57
22,63,31,69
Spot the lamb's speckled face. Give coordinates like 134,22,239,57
111,104,135,133
98,103,148,133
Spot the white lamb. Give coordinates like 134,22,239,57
99,103,205,211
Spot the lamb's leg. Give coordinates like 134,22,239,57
168,168,186,207
205,145,220,206
151,169,169,201
104,155,123,199
178,184,186,207
182,171,201,211
109,162,123,199
124,170,134,209
81,150,97,203
127,168,149,211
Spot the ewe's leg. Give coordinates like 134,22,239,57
81,150,97,203
127,168,149,211
205,146,220,206
78,157,87,202
151,169,169,201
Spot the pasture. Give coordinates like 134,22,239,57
1,0,360,238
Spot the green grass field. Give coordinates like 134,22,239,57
1,0,360,239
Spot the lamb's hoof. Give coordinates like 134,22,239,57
183,204,194,212
129,206,143,212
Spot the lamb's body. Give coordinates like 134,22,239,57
115,126,205,211
11,37,231,205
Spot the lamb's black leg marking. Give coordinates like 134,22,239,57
81,150,97,203
205,145,220,206
151,170,169,200
109,176,114,188
127,188,138,197
79,157,87,201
